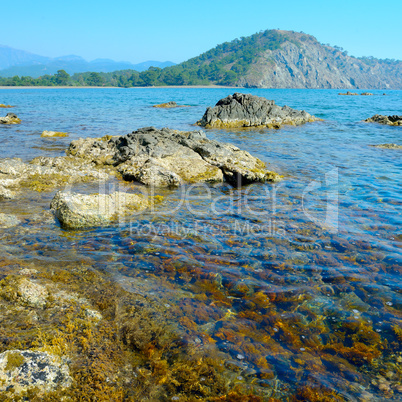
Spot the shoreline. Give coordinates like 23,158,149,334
0,85,239,90
0,85,399,91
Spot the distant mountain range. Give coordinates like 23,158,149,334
0,45,175,77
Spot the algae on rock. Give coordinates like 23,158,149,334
365,114,402,126
67,126,281,187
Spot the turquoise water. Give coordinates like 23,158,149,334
0,88,401,399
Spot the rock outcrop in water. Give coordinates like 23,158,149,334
196,93,319,129
153,101,180,108
370,143,402,149
365,115,402,126
41,130,68,137
338,91,359,96
51,190,150,229
67,127,281,186
0,113,21,124
0,127,279,208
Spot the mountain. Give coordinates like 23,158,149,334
0,45,50,70
153,30,402,89
0,45,175,77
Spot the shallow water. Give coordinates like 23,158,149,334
0,88,401,400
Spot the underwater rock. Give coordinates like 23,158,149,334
365,115,402,126
67,126,280,186
338,91,359,95
370,143,402,149
0,350,71,396
196,93,319,129
0,104,14,108
0,213,20,228
41,130,69,138
0,113,21,124
50,190,149,229
17,278,48,308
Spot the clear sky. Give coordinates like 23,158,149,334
2,0,401,63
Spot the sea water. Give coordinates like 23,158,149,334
0,87,401,399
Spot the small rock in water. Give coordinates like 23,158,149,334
41,130,69,138
370,143,402,149
153,101,180,108
365,114,402,126
0,113,21,124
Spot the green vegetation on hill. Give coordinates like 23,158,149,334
0,30,297,87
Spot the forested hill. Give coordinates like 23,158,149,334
153,29,402,89
1,30,401,89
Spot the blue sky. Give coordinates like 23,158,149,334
2,0,401,63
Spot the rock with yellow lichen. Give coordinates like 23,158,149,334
0,113,21,124
365,114,402,126
67,126,281,186
50,190,150,229
196,93,319,129
370,143,402,149
41,130,69,138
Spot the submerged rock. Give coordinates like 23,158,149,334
370,143,402,149
0,113,21,124
0,213,20,228
41,130,69,137
17,278,49,308
361,92,373,96
50,190,150,229
0,349,71,396
0,104,14,108
196,93,319,129
67,126,281,186
365,115,402,126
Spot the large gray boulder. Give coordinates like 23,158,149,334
67,127,281,186
196,93,319,129
365,114,402,126
0,113,21,124
50,190,150,229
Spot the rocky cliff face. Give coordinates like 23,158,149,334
237,31,402,89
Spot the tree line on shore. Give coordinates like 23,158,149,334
0,30,296,87
0,29,399,88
